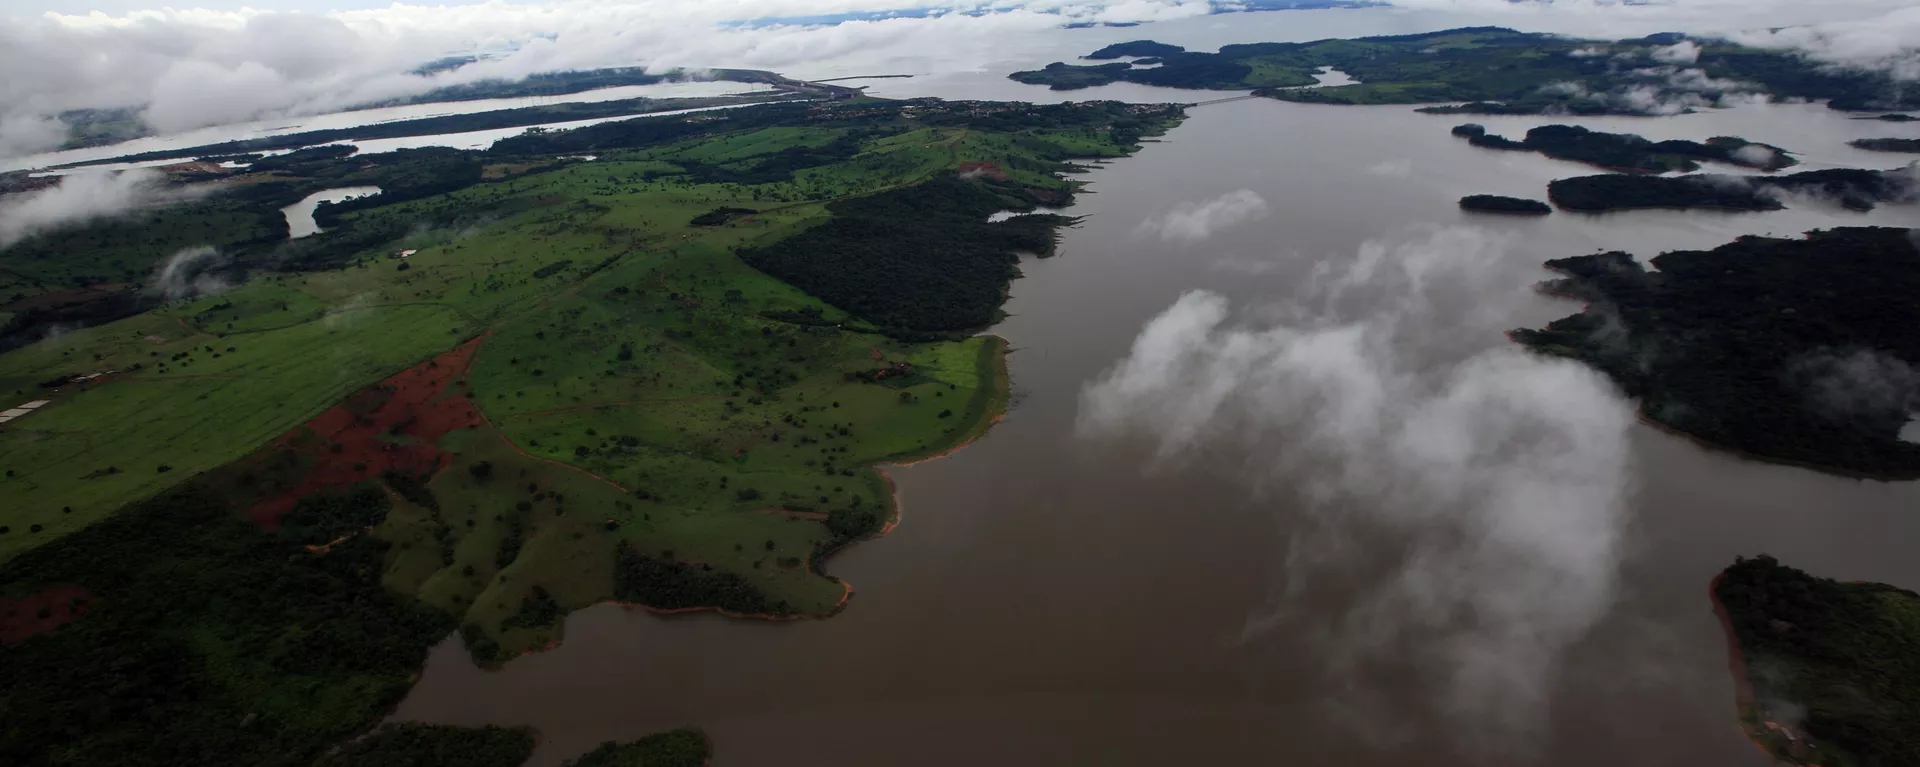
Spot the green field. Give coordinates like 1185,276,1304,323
0,99,1183,761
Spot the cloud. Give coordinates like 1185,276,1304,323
1364,158,1413,177
1137,189,1269,242
1650,40,1701,64
3,0,1919,165
1731,143,1781,167
150,244,230,300
1788,348,1920,422
1078,227,1637,750
0,169,171,249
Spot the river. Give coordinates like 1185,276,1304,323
385,85,1920,767
282,186,382,239
3,80,776,174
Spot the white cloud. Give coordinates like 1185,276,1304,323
0,169,175,249
3,0,1920,163
1650,40,1701,64
1137,189,1269,242
1079,227,1637,749
151,244,231,300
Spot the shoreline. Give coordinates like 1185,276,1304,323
1709,574,1772,761
493,334,1015,646
1710,573,1826,766
1632,410,1918,482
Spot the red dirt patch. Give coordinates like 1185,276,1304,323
0,585,91,644
244,335,489,527
956,161,1008,181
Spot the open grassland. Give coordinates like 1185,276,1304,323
0,96,1182,765
0,302,465,560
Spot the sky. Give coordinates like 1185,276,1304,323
2,0,1918,161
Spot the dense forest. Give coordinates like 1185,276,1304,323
1085,40,1188,60
1850,138,1920,153
1008,27,1920,114
613,543,793,615
1452,123,1796,172
1511,227,1920,477
0,481,452,766
563,730,711,767
1458,194,1551,214
740,173,1069,333
1715,555,1920,766
313,724,535,767
1547,167,1912,212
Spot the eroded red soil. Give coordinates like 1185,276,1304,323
245,335,488,527
0,585,91,644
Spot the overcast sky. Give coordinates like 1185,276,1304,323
3,0,1917,162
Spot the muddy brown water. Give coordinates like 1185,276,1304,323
391,92,1920,766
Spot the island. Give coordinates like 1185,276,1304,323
1458,194,1552,215
1452,123,1795,173
1714,555,1920,766
1085,40,1188,60
1850,137,1920,153
1546,167,1912,212
1510,227,1920,478
0,95,1184,764
1008,27,1920,114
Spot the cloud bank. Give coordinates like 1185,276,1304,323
4,0,1920,162
151,245,231,300
1079,228,1637,750
1137,189,1269,242
0,169,172,249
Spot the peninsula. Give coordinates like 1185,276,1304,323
1546,167,1914,212
1714,555,1920,766
1850,137,1920,153
0,94,1184,764
1511,227,1920,478
1009,27,1920,114
1451,123,1795,173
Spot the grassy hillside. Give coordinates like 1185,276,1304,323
0,96,1182,763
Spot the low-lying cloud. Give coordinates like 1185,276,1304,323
0,169,170,249
151,244,230,300
1789,347,1920,422
1078,227,1637,750
1137,189,1269,242
5,0,1920,162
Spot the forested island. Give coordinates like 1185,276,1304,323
1850,137,1920,153
1511,227,1920,477
0,93,1183,764
1546,167,1914,212
1451,123,1794,173
1009,27,1920,114
1458,194,1551,215
1714,555,1920,766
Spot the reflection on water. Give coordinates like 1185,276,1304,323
282,187,381,239
390,93,1920,767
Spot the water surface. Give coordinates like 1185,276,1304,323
392,95,1920,766
282,187,381,239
